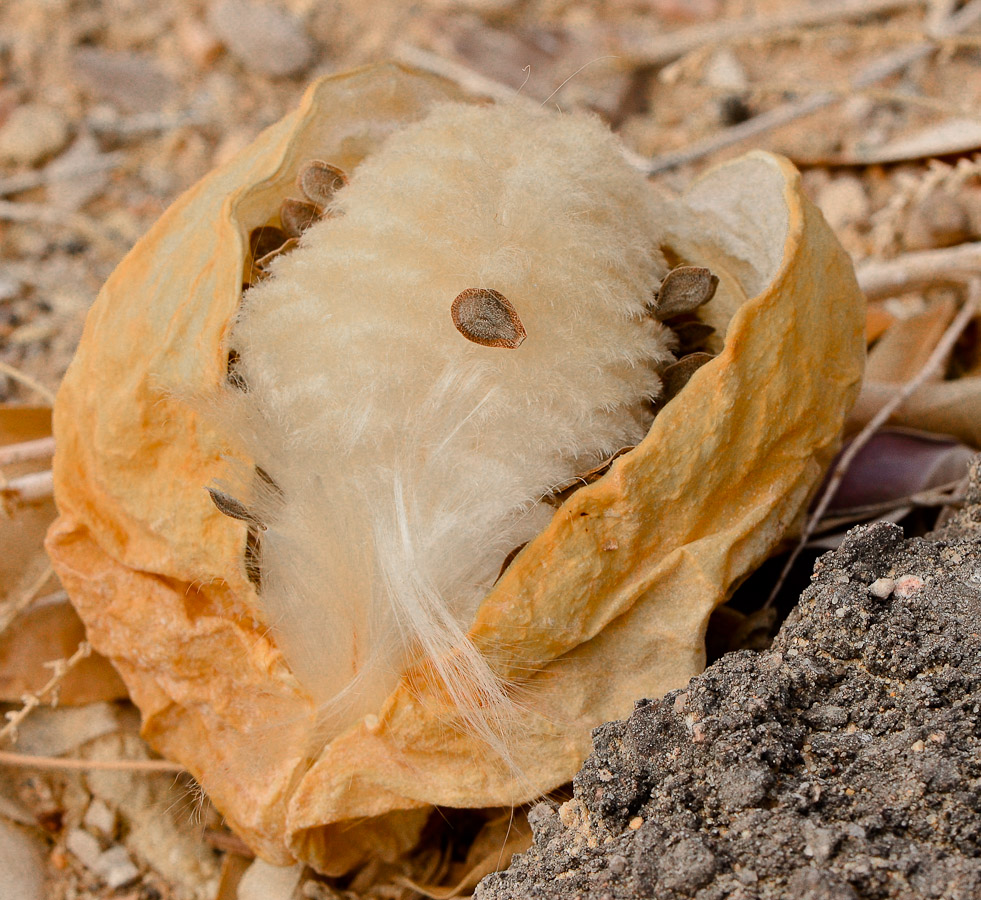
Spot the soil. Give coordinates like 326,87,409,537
476,461,981,900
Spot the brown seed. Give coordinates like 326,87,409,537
280,198,323,238
207,487,264,528
297,160,347,206
653,266,719,320
249,224,288,262
662,352,716,400
451,288,526,349
256,237,299,273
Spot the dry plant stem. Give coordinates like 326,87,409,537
86,108,209,138
0,360,56,405
0,749,185,773
0,200,127,255
764,278,981,611
0,564,53,635
0,152,125,198
0,436,55,467
619,0,926,66
0,640,92,744
858,241,981,300
2,470,54,503
644,0,981,175
395,44,532,106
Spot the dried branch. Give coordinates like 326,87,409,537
1,470,54,504
0,151,125,199
0,564,53,635
0,437,55,468
0,199,128,255
617,0,927,67
0,749,185,773
0,641,92,745
858,241,981,300
642,0,981,175
0,361,56,406
764,278,981,609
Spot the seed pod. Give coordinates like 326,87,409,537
46,65,865,876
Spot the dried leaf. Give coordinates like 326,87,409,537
865,297,956,383
45,65,864,874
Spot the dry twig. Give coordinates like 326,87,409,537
617,0,927,67
1,469,54,504
0,640,92,744
0,564,53,635
0,360,56,405
764,278,981,610
643,0,981,174
858,241,981,300
0,436,55,467
0,199,128,255
0,151,125,199
0,749,185,773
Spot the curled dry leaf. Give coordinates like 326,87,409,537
45,64,864,874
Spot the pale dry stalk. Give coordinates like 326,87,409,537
643,0,981,174
0,640,92,744
858,241,981,300
0,750,184,773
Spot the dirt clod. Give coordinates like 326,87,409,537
477,486,981,900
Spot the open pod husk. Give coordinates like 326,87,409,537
46,63,864,874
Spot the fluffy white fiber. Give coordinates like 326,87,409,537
219,101,673,748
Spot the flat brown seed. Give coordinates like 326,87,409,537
653,266,719,320
451,288,526,349
297,160,347,206
249,225,288,262
280,198,323,238
662,352,716,400
256,237,299,272
207,487,264,528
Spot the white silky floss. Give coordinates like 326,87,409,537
218,101,673,746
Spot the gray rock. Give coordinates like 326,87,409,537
208,1,314,78
73,48,177,113
0,104,70,167
477,460,981,900
0,819,47,900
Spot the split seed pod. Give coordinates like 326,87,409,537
46,64,864,875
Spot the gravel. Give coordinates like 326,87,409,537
477,463,981,900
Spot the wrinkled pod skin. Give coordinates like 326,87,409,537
46,63,865,874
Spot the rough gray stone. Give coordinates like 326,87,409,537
208,1,315,77
477,460,981,900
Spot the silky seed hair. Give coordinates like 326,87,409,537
214,100,674,753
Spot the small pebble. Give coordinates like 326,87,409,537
628,816,644,830
0,104,70,166
868,577,894,599
73,48,177,113
208,1,314,77
96,845,140,889
894,575,924,599
703,48,747,91
237,859,304,900
65,827,102,870
0,820,47,900
83,798,116,838
816,176,870,233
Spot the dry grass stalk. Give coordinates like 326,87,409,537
643,0,981,175
765,277,981,610
858,241,981,299
0,640,91,744
0,360,56,406
0,749,185,772
1,469,54,505
618,0,926,67
0,564,52,634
